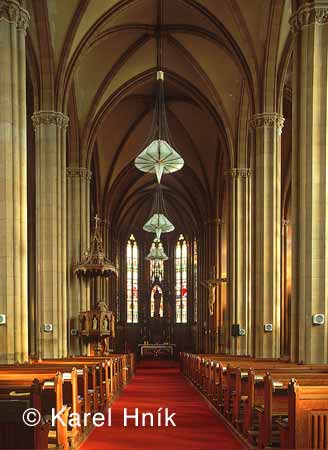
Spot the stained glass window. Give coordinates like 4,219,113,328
126,234,138,323
176,234,188,323
193,239,198,323
150,284,164,318
150,259,164,283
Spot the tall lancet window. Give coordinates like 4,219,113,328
176,234,188,323
193,239,198,323
127,234,138,323
150,259,164,283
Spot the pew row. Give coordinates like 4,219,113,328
0,371,70,449
181,352,328,450
0,353,134,449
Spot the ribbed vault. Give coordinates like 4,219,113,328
25,0,292,237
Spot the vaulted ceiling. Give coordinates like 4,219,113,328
25,0,292,238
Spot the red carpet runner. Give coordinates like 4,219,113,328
80,360,244,450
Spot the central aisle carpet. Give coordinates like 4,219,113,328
80,360,245,450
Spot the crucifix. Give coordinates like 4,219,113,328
201,266,227,316
94,213,101,231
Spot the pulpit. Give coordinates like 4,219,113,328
74,216,118,356
79,302,115,355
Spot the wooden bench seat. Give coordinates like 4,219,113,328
0,355,132,450
244,370,328,448
28,360,104,411
277,380,328,449
31,355,130,403
180,352,328,450
0,364,92,442
0,371,69,450
0,378,50,450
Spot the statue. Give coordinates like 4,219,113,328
110,312,116,337
92,315,98,330
103,316,109,331
201,268,227,316
153,287,162,318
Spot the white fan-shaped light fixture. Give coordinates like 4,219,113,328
135,139,184,184
134,71,184,183
143,213,174,240
143,186,175,239
146,238,168,261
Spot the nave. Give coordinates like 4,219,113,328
80,360,243,450
2,0,328,448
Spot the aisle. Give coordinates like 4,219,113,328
80,360,244,450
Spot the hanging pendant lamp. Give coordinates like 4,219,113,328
143,186,174,239
135,71,184,183
146,238,168,261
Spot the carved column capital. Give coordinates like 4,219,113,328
290,2,328,33
249,113,285,135
226,168,252,178
66,167,92,181
32,111,69,129
0,0,30,32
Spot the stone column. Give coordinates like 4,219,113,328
204,221,212,353
281,219,291,358
67,167,91,356
250,113,284,358
228,168,252,355
212,219,223,353
32,111,69,359
290,2,328,363
0,0,29,363
102,221,111,308
198,227,207,353
203,219,221,353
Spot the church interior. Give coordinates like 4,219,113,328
1,0,328,449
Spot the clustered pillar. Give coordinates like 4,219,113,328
290,1,328,363
250,113,284,358
67,167,91,355
0,0,30,363
32,111,69,358
228,168,251,355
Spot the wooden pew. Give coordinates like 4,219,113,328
193,355,287,399
250,372,328,448
255,373,289,448
180,353,255,385
219,361,328,423
0,371,69,450
243,369,328,440
30,355,132,411
30,359,103,411
35,357,118,406
180,353,285,406
68,353,134,382
0,363,90,443
0,378,50,450
277,379,328,449
0,356,131,449
221,361,298,420
181,353,328,450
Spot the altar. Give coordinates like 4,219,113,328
139,343,176,358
